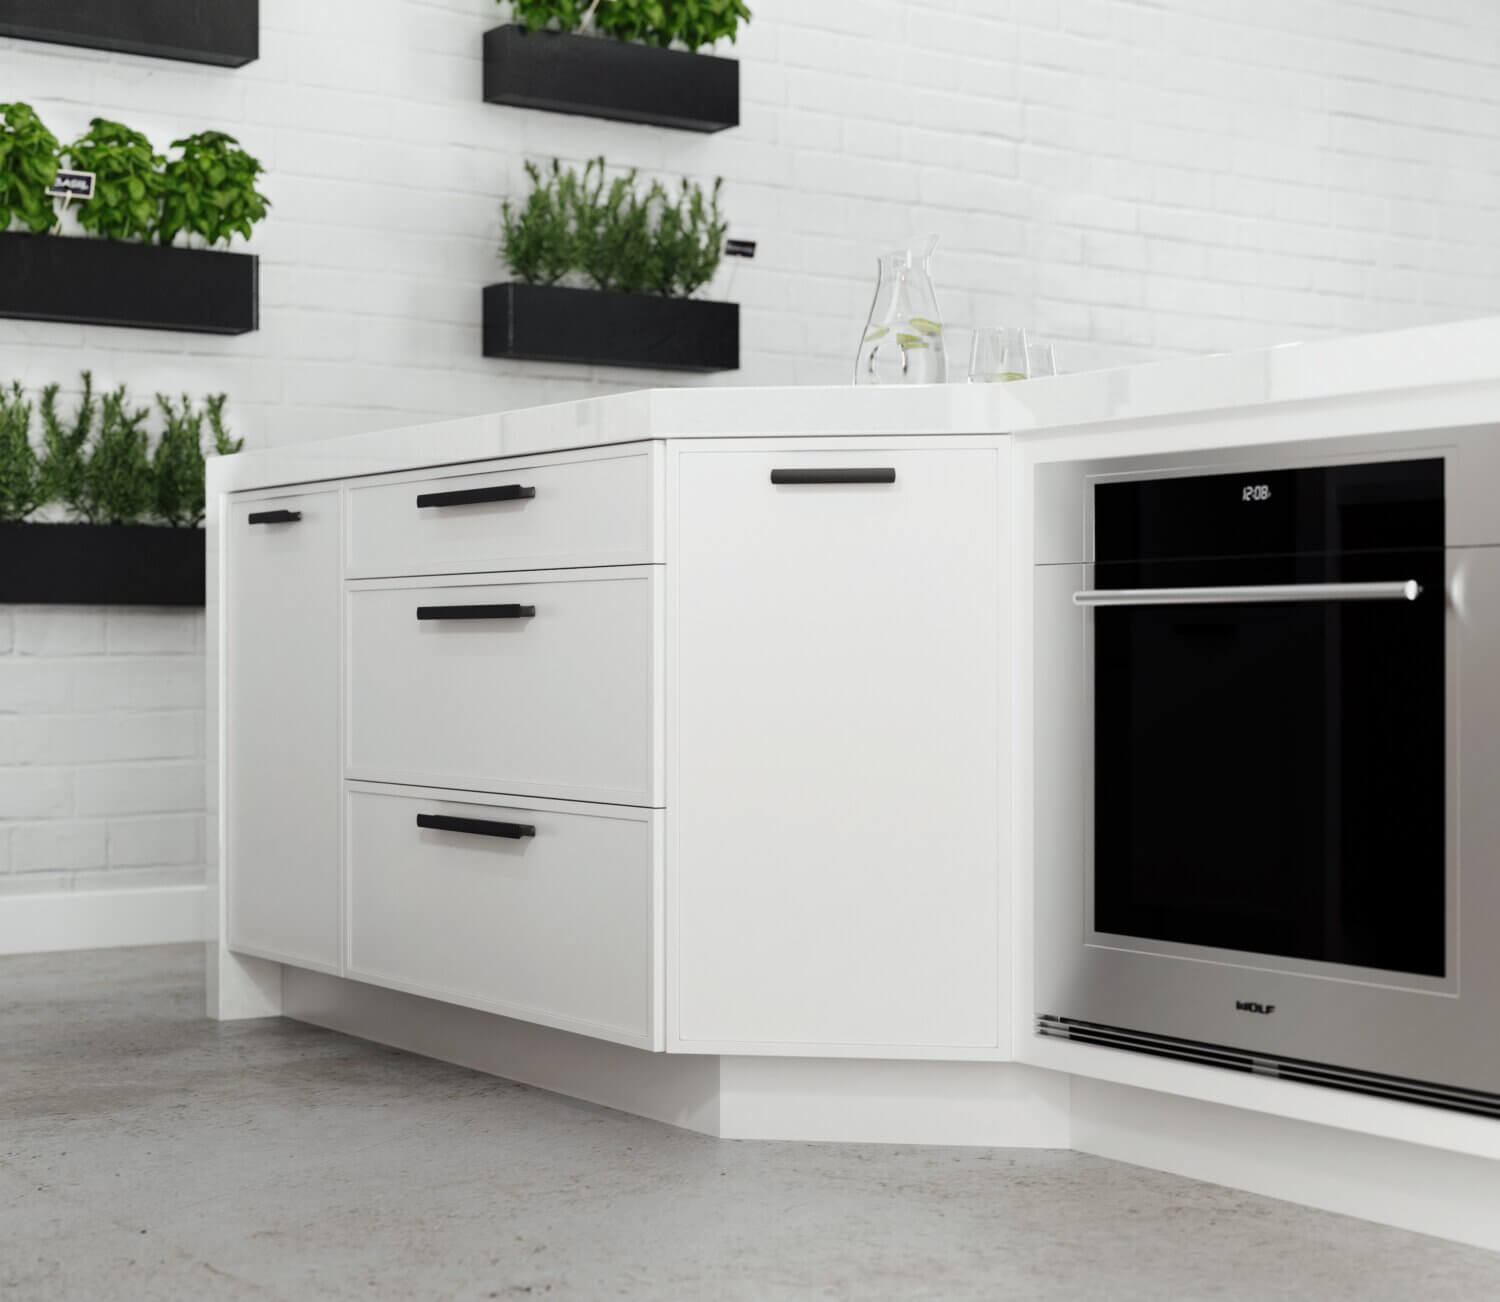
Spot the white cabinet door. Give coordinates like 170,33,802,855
670,443,1007,1056
226,490,342,972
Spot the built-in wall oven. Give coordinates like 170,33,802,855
1034,428,1500,1116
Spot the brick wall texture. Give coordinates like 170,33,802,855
4,0,1500,895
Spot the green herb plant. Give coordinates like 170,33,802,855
0,101,60,234
152,394,208,526
512,0,590,32
509,0,751,50
153,392,237,523
79,386,154,524
0,374,237,527
645,176,726,296
0,382,41,523
662,0,752,50
591,0,675,45
502,158,728,299
501,160,580,285
598,0,751,49
207,394,242,457
0,105,270,246
37,370,95,515
159,131,271,248
66,118,165,242
576,164,654,293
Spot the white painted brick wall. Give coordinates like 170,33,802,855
4,0,1500,904
0,607,204,897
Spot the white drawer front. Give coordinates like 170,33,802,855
346,447,657,578
346,570,659,805
346,786,659,1048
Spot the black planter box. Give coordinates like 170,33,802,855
483,25,738,133
483,283,739,373
0,0,258,66
0,233,258,336
0,522,204,606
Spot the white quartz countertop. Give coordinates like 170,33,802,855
214,316,1500,494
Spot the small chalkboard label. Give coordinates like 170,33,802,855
725,239,757,259
45,170,96,202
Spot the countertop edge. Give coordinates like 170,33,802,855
212,317,1500,494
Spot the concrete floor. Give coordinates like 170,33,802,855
3,948,1500,1302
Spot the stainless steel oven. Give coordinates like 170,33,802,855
1034,428,1500,1116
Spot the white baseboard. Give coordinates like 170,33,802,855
717,1056,1072,1147
281,967,723,1136
0,883,208,955
1072,1077,1500,1253
277,969,1071,1147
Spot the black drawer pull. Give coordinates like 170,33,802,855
416,604,536,621
416,484,536,509
770,468,896,485
417,813,536,840
247,509,302,525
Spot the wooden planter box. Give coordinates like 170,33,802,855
0,0,258,66
0,522,205,606
0,233,258,336
483,282,739,373
483,25,738,133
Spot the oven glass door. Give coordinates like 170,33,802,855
1090,548,1446,978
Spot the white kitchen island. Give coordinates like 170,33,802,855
209,317,1500,1251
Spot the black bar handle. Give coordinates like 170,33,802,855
416,604,536,621
416,484,536,509
417,813,536,840
248,509,302,525
770,468,896,485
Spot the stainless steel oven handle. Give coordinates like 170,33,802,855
1073,580,1423,607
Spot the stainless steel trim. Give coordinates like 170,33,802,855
1034,435,1489,1102
1072,580,1422,607
1036,1017,1500,1120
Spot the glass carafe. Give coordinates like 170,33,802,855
854,236,947,385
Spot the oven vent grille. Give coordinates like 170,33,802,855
1036,1016,1500,1121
